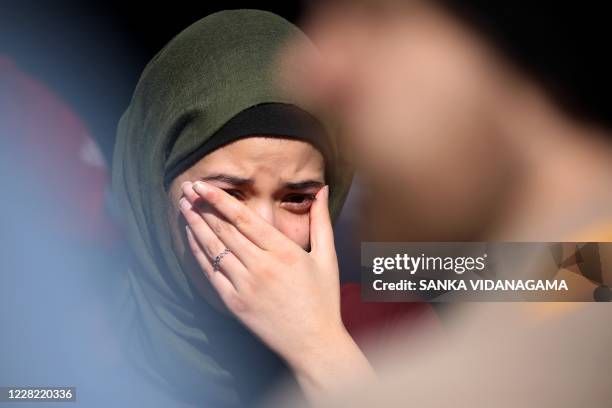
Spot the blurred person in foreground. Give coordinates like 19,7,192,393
263,0,612,406
279,0,612,299
0,56,170,407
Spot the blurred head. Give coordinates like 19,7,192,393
167,136,325,307
294,1,517,240
289,0,612,240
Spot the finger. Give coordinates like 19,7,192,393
181,181,203,206
192,181,291,252
181,182,262,269
309,185,336,261
185,225,238,305
179,197,249,288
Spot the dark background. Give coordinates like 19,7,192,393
0,0,303,163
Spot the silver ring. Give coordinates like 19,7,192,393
212,247,231,272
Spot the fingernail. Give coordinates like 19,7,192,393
193,181,211,195
181,181,192,191
319,185,329,199
179,197,191,210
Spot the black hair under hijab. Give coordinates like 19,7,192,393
163,102,332,189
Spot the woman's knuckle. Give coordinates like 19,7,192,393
277,249,298,265
210,220,226,236
232,209,250,229
225,292,249,314
255,265,276,281
203,244,216,259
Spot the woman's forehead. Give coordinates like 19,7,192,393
190,137,325,178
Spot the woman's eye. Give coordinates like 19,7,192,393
282,194,316,213
224,189,244,200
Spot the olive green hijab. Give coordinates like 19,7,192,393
111,9,351,407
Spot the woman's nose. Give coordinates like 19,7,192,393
249,199,275,226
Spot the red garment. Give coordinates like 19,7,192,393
340,282,440,352
0,56,118,245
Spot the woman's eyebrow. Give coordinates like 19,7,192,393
200,174,254,186
283,180,324,190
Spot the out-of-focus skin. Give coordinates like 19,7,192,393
281,0,612,244
267,302,612,408
268,2,612,405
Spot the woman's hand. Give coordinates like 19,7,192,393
178,180,374,399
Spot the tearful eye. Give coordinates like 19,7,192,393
281,193,316,213
224,189,245,200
